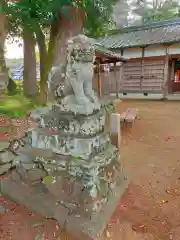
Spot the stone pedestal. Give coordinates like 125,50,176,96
0,101,128,239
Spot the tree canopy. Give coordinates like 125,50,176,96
3,0,118,37
133,0,180,24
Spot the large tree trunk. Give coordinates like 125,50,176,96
0,7,8,95
0,14,7,72
23,29,38,98
36,7,84,105
35,26,47,104
34,7,84,104
35,24,58,104
53,6,84,66
35,25,47,88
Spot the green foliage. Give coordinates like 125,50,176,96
104,102,115,114
133,0,180,24
0,94,40,117
4,0,70,35
3,0,118,38
81,0,118,36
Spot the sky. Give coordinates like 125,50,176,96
5,39,23,59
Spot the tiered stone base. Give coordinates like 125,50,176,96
0,172,128,240
0,100,128,239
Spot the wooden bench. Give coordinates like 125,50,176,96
120,108,138,128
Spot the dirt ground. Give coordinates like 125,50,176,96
1,100,180,240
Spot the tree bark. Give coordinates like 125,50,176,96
23,28,38,98
35,6,84,104
53,6,84,66
35,25,47,88
0,7,8,94
35,26,47,104
35,24,58,104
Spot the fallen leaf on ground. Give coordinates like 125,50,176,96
140,225,145,228
0,198,5,203
0,175,9,180
106,230,111,238
165,188,180,196
157,199,168,205
166,189,171,194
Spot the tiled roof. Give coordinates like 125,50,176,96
89,37,126,61
94,44,126,61
98,19,180,49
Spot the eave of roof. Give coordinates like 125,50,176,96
94,44,126,62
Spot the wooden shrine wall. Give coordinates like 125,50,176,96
93,65,122,96
120,57,165,93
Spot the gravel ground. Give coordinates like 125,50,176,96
0,100,180,240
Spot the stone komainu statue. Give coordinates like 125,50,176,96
48,34,99,107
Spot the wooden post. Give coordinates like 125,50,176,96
163,47,169,99
109,63,112,96
169,58,175,94
114,62,118,98
97,62,101,98
110,113,121,150
119,61,123,93
140,47,145,91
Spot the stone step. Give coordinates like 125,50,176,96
23,130,111,159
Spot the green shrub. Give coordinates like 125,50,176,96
0,94,40,118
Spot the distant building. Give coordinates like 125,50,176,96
97,18,180,99
9,63,40,80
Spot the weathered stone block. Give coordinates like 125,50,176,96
0,163,11,175
0,173,128,240
0,141,9,151
0,151,15,164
